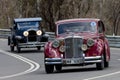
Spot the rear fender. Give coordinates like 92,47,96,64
104,38,110,61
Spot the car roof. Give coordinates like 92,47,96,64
14,17,42,23
55,18,101,24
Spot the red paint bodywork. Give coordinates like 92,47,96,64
44,18,110,63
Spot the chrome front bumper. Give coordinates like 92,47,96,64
45,56,102,65
18,42,46,48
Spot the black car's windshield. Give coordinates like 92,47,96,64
58,22,97,34
17,21,39,29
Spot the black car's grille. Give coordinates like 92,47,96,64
65,37,83,58
28,30,37,42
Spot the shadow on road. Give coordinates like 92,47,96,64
34,66,99,75
55,67,97,73
7,48,44,54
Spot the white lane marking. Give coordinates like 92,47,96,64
0,49,40,79
0,39,6,41
83,59,120,80
83,71,120,80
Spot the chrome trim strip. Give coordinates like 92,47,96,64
45,58,62,60
45,58,62,64
45,62,62,64
65,36,83,39
84,60,102,63
85,56,101,60
18,42,46,48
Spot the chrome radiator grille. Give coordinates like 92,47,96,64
65,37,83,58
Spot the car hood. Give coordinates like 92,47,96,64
56,32,99,39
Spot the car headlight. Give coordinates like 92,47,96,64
87,38,94,47
52,40,60,48
36,30,42,35
59,45,65,53
23,31,29,36
81,44,88,51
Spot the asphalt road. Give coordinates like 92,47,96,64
0,39,120,80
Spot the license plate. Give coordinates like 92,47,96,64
71,60,75,64
65,59,83,64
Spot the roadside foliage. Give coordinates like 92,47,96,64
0,0,119,35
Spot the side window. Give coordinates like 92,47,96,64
13,25,16,30
98,21,104,33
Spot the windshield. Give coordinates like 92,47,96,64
58,22,97,34
17,21,39,29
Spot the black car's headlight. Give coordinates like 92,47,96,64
23,31,29,36
36,30,42,35
87,38,94,47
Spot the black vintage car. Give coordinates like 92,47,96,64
8,17,49,53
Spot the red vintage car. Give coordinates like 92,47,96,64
44,18,110,73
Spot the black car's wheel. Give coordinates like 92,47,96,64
10,46,14,52
45,64,54,73
96,54,104,70
16,45,21,53
8,36,10,45
55,64,62,72
37,46,41,50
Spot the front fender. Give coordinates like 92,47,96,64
85,39,104,56
44,42,61,58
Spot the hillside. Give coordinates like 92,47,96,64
0,0,119,35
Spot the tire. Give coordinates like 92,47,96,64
55,65,62,72
16,44,21,53
104,61,109,68
45,64,54,73
8,36,10,45
10,46,14,52
96,54,104,70
37,46,41,50
104,54,109,68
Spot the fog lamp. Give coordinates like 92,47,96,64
81,44,88,51
59,45,65,53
